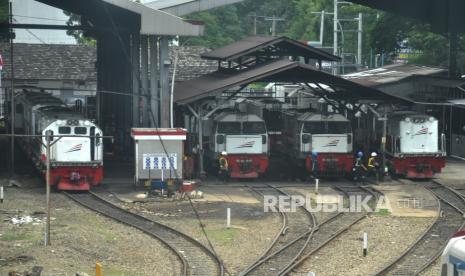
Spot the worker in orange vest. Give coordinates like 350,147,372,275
218,151,229,182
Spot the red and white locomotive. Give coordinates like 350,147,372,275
384,111,446,178
280,111,353,176
208,112,269,178
13,89,104,190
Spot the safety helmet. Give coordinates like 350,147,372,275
371,152,378,157
221,151,227,156
357,151,363,157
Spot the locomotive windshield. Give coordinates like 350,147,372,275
217,122,241,134
217,122,266,134
303,121,351,134
243,122,266,134
328,122,351,134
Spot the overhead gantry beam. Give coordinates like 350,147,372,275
145,0,245,16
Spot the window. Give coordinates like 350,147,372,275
217,122,241,134
303,122,326,134
74,127,87,135
328,122,351,134
243,122,266,134
303,121,351,134
58,127,71,134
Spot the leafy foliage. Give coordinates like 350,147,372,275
0,0,9,42
63,11,96,45
185,0,464,74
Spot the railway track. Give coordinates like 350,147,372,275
375,181,465,276
242,183,375,276
240,184,316,276
64,191,224,276
279,183,376,275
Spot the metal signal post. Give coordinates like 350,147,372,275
45,130,51,246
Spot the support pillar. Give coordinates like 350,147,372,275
131,34,141,127
159,36,170,128
149,35,159,127
140,35,149,127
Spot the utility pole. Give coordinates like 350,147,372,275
45,130,51,246
357,13,363,67
319,11,325,46
310,11,328,46
249,13,258,35
253,15,257,35
265,16,285,37
9,1,15,178
333,0,338,75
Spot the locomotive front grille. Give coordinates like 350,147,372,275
236,159,253,172
51,161,102,167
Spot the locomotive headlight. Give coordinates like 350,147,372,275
429,117,434,122
84,120,91,126
405,117,411,122
66,120,73,125
56,120,64,126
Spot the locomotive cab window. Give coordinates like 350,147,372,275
58,126,71,134
217,122,241,134
303,122,325,134
74,127,87,135
303,121,351,134
243,122,266,134
329,122,351,134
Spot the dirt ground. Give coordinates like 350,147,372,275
99,185,282,275
0,177,180,276
0,172,453,276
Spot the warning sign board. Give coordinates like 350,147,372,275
142,153,177,170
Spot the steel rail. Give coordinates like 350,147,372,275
277,183,377,275
247,185,288,258
64,191,224,276
277,183,375,275
374,181,465,276
279,214,366,275
240,184,316,276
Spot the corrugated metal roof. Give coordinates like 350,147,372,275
146,0,244,16
37,0,204,36
174,59,399,105
343,64,447,87
200,36,341,62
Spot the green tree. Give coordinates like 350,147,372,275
0,0,10,42
63,11,96,45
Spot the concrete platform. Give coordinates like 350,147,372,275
435,158,465,188
284,186,341,204
373,183,438,217
194,186,260,204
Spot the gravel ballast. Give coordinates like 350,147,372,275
290,216,435,276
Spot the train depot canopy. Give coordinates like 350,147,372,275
201,36,340,64
174,59,403,105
